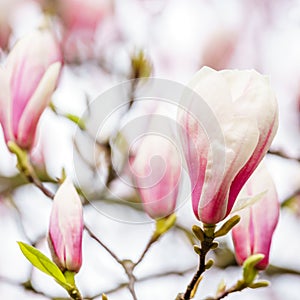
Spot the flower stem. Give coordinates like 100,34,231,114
182,224,216,300
134,215,176,268
7,141,55,199
64,271,83,300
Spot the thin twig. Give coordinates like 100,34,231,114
27,174,55,199
7,195,34,244
83,224,122,265
86,266,196,299
207,284,246,300
133,237,156,268
84,222,138,300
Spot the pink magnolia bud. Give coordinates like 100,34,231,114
0,29,62,149
130,134,181,219
48,178,83,273
232,164,279,270
178,67,278,224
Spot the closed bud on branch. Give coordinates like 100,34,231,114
48,178,83,273
232,163,280,270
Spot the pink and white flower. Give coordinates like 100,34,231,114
0,29,61,149
48,178,83,273
58,0,113,61
178,67,278,224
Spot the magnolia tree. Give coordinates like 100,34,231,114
0,1,299,300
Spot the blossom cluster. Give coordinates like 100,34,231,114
0,3,284,298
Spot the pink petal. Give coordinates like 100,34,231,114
48,206,66,270
17,62,61,148
228,114,278,212
232,164,280,270
252,172,279,269
178,102,209,220
199,117,259,224
232,208,251,265
227,71,278,210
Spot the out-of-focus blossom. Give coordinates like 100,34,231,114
130,134,181,219
0,29,62,149
56,0,113,61
178,67,278,224
48,178,83,273
232,163,280,270
59,0,112,31
201,29,237,70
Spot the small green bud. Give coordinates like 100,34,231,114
193,245,202,255
130,50,152,79
249,280,270,289
214,215,240,237
243,254,264,284
205,259,214,270
210,242,219,250
192,225,205,242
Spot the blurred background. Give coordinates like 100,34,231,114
0,0,299,299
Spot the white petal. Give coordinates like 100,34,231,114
200,116,259,210
186,66,233,123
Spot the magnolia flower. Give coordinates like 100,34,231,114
178,67,278,224
232,163,280,270
130,134,181,219
57,0,113,61
0,29,61,149
48,179,83,273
